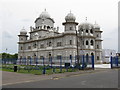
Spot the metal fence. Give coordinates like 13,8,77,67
16,55,94,70
111,56,120,68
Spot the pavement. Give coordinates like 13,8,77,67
2,68,112,86
2,69,118,88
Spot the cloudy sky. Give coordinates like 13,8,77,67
0,0,119,54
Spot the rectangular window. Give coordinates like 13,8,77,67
70,27,72,30
40,44,44,48
57,42,62,47
57,55,61,60
70,40,72,45
28,46,31,49
97,56,99,60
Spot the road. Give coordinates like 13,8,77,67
2,69,118,88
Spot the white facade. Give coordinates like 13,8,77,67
102,49,116,63
18,10,103,64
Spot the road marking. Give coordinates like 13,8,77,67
2,78,50,86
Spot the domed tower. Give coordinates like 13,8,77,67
18,28,28,59
62,11,78,33
94,22,103,63
35,9,55,30
18,28,28,42
78,20,96,57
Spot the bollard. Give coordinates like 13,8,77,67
43,65,46,74
53,67,55,73
14,65,17,72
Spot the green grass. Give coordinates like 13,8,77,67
1,64,80,75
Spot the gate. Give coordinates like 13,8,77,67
111,56,120,68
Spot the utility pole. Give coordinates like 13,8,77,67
76,30,79,66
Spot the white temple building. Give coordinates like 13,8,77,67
18,9,103,64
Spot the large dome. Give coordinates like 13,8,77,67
65,12,76,22
79,22,94,30
39,9,50,19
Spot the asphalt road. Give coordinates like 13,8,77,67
3,69,118,88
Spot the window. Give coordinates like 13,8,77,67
90,40,94,46
97,45,99,49
90,29,93,34
70,55,72,59
28,46,31,49
97,56,99,60
33,43,37,48
21,46,23,50
47,26,50,30
86,40,89,45
21,38,23,40
70,27,72,30
70,40,72,45
57,55,61,60
40,44,44,48
97,34,99,37
57,42,62,47
86,29,88,33
49,42,52,47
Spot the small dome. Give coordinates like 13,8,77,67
94,23,100,29
65,12,76,22
79,22,94,30
39,9,50,19
20,28,27,35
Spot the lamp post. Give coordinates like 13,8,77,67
76,30,79,66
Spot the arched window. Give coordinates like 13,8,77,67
47,26,50,30
86,29,88,33
90,29,93,34
86,40,89,45
90,40,94,46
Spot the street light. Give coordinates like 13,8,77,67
76,30,79,66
